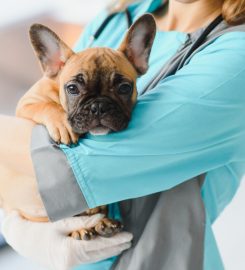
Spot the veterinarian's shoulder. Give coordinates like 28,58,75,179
187,30,245,78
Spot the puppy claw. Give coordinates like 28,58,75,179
71,228,97,241
71,231,81,240
80,228,97,241
95,218,123,238
69,132,79,145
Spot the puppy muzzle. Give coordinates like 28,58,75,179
68,97,130,135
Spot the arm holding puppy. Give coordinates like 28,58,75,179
0,116,132,269
2,212,132,270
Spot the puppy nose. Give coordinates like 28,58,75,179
90,102,109,115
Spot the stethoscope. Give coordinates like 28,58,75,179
88,8,133,47
88,6,223,94
142,13,223,94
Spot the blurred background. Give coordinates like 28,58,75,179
0,0,110,115
0,0,245,269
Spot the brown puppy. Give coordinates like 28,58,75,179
16,14,156,240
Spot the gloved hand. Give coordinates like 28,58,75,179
2,211,133,270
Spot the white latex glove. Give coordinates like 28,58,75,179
2,211,133,270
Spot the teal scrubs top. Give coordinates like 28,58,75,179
59,0,245,269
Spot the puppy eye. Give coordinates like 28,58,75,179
66,84,80,96
118,82,133,95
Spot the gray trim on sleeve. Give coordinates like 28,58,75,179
31,125,88,221
112,177,206,270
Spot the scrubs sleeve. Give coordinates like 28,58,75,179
60,32,245,209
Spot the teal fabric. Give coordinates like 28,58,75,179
73,257,117,270
62,0,245,269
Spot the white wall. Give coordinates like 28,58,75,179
214,180,245,270
0,0,110,27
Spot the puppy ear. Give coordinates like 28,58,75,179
29,24,74,78
118,14,156,75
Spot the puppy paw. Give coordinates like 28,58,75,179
95,218,123,238
46,113,79,145
84,206,107,216
71,228,97,241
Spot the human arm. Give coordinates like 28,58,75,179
0,116,132,268
1,212,132,270
53,32,245,212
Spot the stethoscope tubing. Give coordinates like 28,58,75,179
88,8,132,48
87,7,223,94
141,14,223,94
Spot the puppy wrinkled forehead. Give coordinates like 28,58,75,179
60,47,137,82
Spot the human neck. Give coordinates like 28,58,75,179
155,0,223,33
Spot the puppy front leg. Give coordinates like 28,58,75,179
43,104,79,145
17,102,78,145
16,77,79,145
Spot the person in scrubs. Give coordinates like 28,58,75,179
1,0,245,269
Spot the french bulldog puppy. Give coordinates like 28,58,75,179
16,14,156,240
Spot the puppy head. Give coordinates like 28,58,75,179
29,14,156,135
